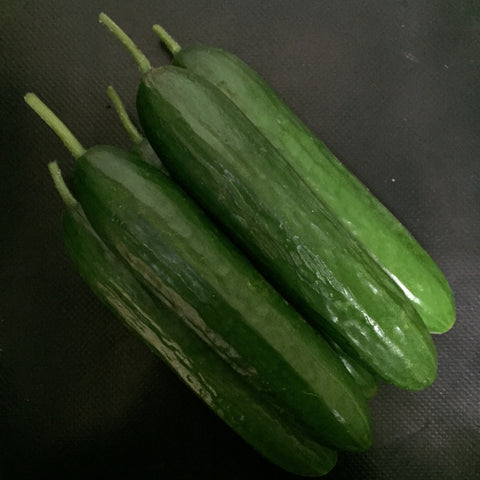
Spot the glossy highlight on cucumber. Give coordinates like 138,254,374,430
153,27,455,336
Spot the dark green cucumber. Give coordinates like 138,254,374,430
25,89,372,452
73,144,372,451
155,30,455,335
133,63,436,391
97,15,436,390
48,165,337,476
106,85,169,175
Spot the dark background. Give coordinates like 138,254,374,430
1,1,479,479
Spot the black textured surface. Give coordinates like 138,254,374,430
1,1,479,479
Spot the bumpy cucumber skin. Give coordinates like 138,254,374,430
171,45,455,335
62,206,338,476
73,146,372,452
136,66,437,391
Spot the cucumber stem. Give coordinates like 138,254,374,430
152,25,181,55
48,161,78,208
106,85,143,145
24,93,86,159
99,13,151,75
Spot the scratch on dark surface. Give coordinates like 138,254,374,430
401,51,420,63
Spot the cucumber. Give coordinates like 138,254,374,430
25,91,372,452
98,15,437,391
154,29,455,335
48,163,338,476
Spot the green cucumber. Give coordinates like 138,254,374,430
48,163,337,476
26,90,372,452
99,14,437,391
153,27,455,335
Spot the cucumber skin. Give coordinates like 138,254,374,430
73,146,373,452
171,45,455,335
62,206,338,476
136,66,437,391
